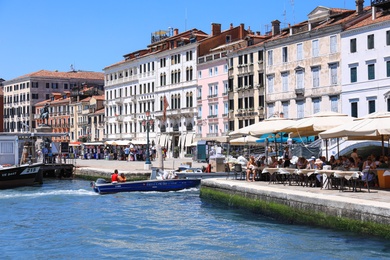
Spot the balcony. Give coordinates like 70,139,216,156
186,124,193,131
207,94,218,99
115,97,124,104
117,115,124,122
295,88,305,97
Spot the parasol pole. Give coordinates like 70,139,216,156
382,135,385,156
337,138,340,159
325,139,329,161
265,138,269,166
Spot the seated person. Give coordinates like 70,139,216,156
111,169,119,183
117,173,127,182
362,156,378,185
277,158,284,168
306,158,315,169
296,157,308,169
314,158,323,170
246,156,257,182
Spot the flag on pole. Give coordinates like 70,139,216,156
163,96,169,122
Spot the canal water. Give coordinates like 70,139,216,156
0,179,389,259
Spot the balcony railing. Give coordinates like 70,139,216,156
115,97,124,104
295,88,305,96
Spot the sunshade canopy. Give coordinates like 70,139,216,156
229,117,296,137
229,135,260,145
281,111,354,137
319,111,390,140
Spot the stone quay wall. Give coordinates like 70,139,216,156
200,179,390,238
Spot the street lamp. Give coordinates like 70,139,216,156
142,110,154,169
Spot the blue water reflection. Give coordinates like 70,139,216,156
0,179,388,259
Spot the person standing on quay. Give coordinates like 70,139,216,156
283,146,292,168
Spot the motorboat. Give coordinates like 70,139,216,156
90,178,200,194
90,168,201,194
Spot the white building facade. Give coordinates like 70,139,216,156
341,7,390,117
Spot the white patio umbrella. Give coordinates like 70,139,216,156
229,117,296,137
280,111,355,137
229,135,261,158
229,135,260,145
319,111,390,155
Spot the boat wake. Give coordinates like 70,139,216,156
0,189,97,199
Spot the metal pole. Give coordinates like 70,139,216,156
145,121,151,165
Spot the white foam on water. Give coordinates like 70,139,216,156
0,188,97,199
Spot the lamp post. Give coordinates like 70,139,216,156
143,110,154,170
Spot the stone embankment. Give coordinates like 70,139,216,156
200,179,390,239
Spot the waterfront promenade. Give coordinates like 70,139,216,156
72,157,205,173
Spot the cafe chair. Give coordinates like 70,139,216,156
234,164,245,180
320,173,329,189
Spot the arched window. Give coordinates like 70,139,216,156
160,73,164,86
186,92,190,107
177,94,181,109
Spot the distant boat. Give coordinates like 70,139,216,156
0,163,43,189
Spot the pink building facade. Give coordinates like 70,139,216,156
197,53,229,139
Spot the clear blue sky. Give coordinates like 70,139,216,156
0,0,358,80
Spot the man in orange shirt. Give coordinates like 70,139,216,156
111,169,119,183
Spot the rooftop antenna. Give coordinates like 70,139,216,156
185,8,187,31
290,0,295,24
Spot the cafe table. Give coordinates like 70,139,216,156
262,167,297,185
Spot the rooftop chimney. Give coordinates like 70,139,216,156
174,28,179,36
230,23,233,29
271,20,281,36
211,23,221,36
239,23,245,39
356,0,364,15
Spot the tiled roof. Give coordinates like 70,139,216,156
94,95,105,101
35,97,70,106
80,96,92,102
16,70,104,80
347,7,390,30
92,108,104,115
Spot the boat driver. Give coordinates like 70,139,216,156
111,169,119,183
